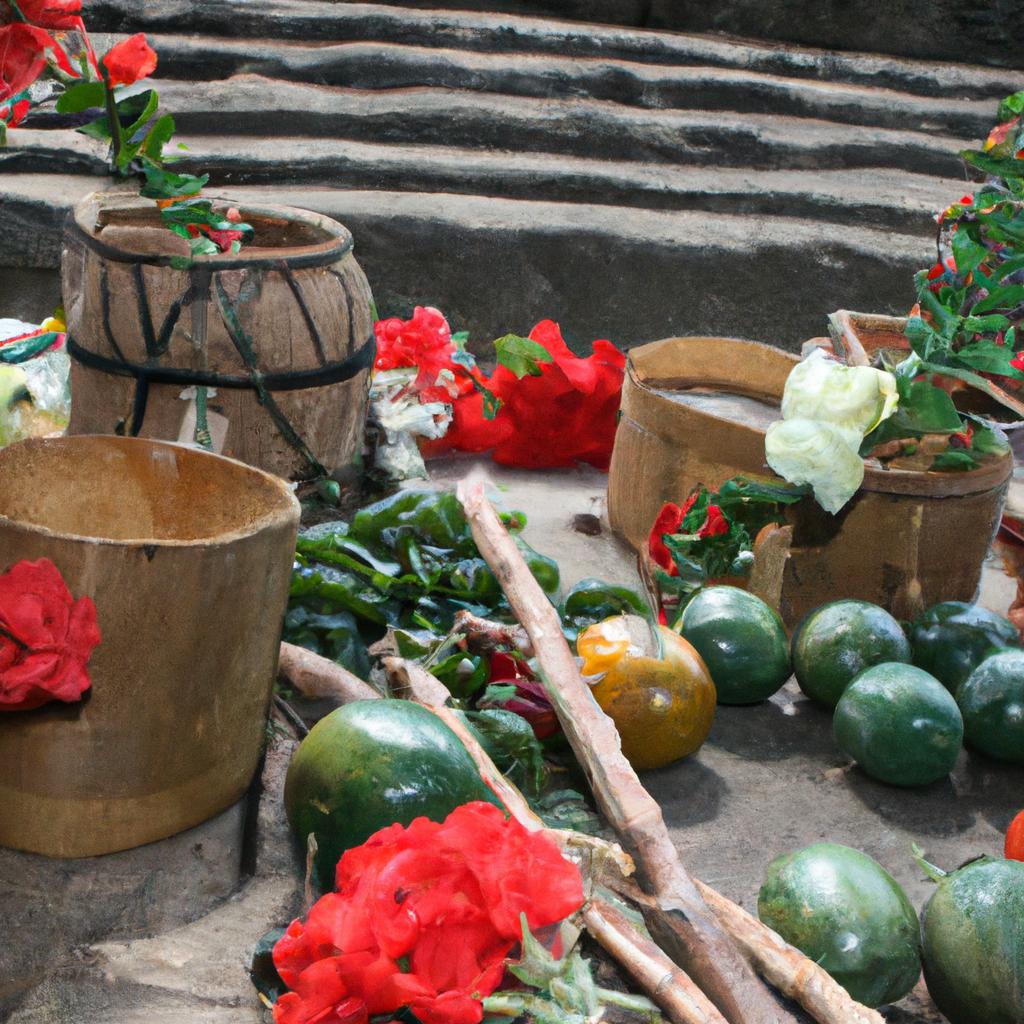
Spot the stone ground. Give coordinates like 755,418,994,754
3,455,1022,1023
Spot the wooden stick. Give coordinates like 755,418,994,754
457,478,792,1024
693,882,884,1024
278,641,380,703
453,609,534,656
380,655,452,707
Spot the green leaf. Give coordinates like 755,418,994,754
971,283,1024,316
954,338,1022,377
55,80,107,113
559,578,650,640
931,449,979,472
451,330,470,349
952,231,989,279
861,378,963,449
457,709,547,795
962,149,1024,182
141,112,175,161
998,91,1024,120
431,652,489,699
139,160,209,199
493,334,553,379
969,420,1010,456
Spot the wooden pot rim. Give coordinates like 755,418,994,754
0,436,301,549
70,191,354,269
624,336,1013,499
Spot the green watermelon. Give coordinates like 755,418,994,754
909,601,1019,694
921,855,1024,1024
757,842,921,1007
792,600,911,708
284,699,501,888
677,586,790,704
957,650,1024,764
833,662,963,787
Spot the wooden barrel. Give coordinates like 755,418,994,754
608,336,1012,625
62,192,375,481
0,435,300,857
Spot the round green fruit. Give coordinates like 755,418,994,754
792,600,911,708
957,650,1024,764
910,601,1019,694
678,586,790,704
757,842,921,1007
922,856,1024,1024
284,699,501,888
833,663,963,786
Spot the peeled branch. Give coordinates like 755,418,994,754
457,477,792,1024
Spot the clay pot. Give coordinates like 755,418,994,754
608,336,1011,627
0,435,300,857
62,192,375,481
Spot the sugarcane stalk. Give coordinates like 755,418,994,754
278,641,380,703
457,477,791,1024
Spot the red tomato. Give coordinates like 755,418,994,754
1005,811,1024,861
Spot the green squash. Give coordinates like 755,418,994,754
833,662,963,787
956,650,1024,764
909,601,1019,694
284,699,501,889
757,842,921,1007
792,600,911,708
921,856,1024,1024
678,586,790,704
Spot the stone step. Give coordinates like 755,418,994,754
92,33,1012,142
0,174,933,353
5,120,972,216
97,70,998,142
86,0,1020,98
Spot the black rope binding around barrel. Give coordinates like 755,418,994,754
66,333,375,478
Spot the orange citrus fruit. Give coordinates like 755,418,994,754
580,616,716,771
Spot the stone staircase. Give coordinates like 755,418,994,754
2,0,1022,350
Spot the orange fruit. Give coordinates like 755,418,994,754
580,616,716,771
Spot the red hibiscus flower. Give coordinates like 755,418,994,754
273,802,583,1024
101,32,156,87
0,20,73,100
0,558,101,712
433,319,625,470
647,495,698,575
697,504,729,538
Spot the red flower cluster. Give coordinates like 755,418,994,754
272,802,583,1024
374,306,475,403
647,496,728,576
431,319,625,470
0,558,101,712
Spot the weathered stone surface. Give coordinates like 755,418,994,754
0,798,247,1016
88,0,1022,72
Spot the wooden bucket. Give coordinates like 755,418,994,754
608,336,1012,626
0,435,300,857
62,192,375,481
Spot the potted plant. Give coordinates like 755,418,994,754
1,0,375,481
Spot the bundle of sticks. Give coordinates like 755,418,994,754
277,477,885,1024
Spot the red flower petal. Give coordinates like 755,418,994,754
14,0,82,29
0,22,73,100
696,504,729,538
101,33,157,87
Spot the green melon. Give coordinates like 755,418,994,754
910,601,1019,694
922,856,1024,1024
957,650,1024,764
284,699,501,889
757,842,921,1007
792,600,911,708
833,662,963,786
677,586,790,704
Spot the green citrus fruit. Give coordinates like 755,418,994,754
792,600,911,708
956,649,1024,764
833,662,963,786
678,586,790,704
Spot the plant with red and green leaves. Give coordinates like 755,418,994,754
0,0,251,257
877,90,1024,469
648,476,805,609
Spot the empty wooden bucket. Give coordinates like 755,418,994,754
608,336,1012,625
0,436,300,857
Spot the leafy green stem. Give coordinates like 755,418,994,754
100,70,125,173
